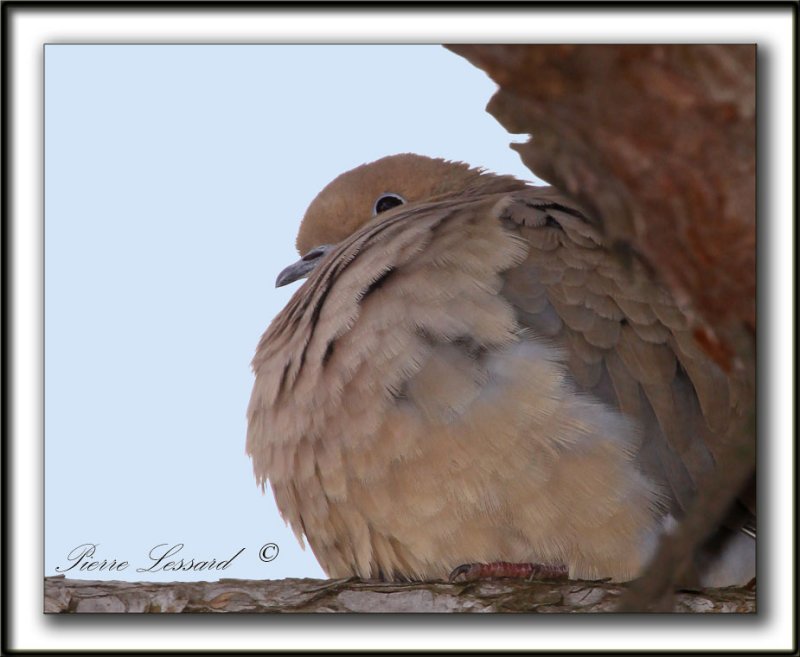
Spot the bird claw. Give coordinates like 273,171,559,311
448,563,477,582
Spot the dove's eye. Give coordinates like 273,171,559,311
373,193,406,216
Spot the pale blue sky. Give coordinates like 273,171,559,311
44,44,542,581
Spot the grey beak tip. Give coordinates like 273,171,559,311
274,245,331,289
275,269,297,288
275,261,309,288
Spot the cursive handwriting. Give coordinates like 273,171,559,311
54,543,250,574
136,543,245,573
55,543,129,573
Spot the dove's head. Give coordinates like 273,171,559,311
276,153,527,287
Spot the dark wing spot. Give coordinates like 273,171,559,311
545,215,564,230
359,267,396,303
296,282,335,380
322,339,336,366
452,335,488,360
277,359,292,399
548,201,590,222
389,380,409,401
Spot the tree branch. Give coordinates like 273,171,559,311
44,575,755,613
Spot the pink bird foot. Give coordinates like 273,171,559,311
448,561,569,583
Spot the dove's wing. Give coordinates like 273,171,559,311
496,187,755,525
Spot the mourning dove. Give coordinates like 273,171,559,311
247,154,755,585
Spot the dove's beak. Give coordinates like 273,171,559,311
275,244,333,288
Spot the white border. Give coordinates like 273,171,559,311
8,6,795,652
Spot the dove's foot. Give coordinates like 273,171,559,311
448,561,569,583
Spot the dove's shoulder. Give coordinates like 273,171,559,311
496,186,752,520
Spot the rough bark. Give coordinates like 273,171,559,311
446,44,757,612
447,45,755,347
44,575,755,613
